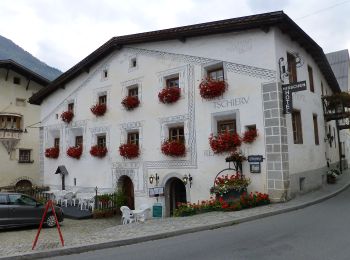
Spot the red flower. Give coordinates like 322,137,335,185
161,140,186,157
119,143,140,159
45,147,59,159
209,131,241,153
199,78,227,99
60,111,74,123
67,146,82,159
90,145,108,158
242,129,258,143
121,96,140,110
90,104,107,116
158,87,181,104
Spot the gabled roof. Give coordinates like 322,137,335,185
326,49,349,92
29,11,340,105
0,59,50,86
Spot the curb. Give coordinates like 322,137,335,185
2,181,350,260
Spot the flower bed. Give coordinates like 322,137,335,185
90,103,107,116
121,96,140,110
243,129,258,143
45,147,59,159
209,131,241,154
199,78,227,99
158,87,181,104
66,146,82,159
119,143,140,159
210,172,251,197
161,140,186,157
90,145,108,158
60,111,74,123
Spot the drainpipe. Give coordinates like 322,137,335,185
336,120,343,174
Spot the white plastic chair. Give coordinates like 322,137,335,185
120,206,135,224
137,204,151,222
62,192,74,207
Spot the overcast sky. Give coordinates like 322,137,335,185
0,0,349,72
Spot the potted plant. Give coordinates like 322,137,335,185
242,129,258,143
326,169,339,184
199,78,227,99
90,145,108,158
121,96,140,110
66,146,83,159
161,140,186,157
60,111,74,123
90,103,107,116
119,143,140,159
158,87,181,104
45,147,59,159
209,131,241,154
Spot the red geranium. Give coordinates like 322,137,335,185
90,104,107,116
242,129,258,143
119,143,140,159
60,111,74,123
45,147,59,159
199,78,227,99
90,145,108,158
121,96,140,110
209,131,241,153
67,146,83,159
161,140,186,157
158,87,181,104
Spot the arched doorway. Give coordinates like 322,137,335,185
15,180,32,189
117,175,135,210
165,177,187,216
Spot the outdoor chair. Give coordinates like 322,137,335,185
136,204,151,222
120,206,135,224
62,192,74,207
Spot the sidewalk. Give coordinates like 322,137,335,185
1,170,350,260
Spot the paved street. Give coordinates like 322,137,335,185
47,184,350,260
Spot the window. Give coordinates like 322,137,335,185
0,116,21,129
68,103,74,112
166,77,179,88
313,115,319,145
130,58,137,68
292,110,303,144
75,136,83,147
97,135,106,148
19,149,31,163
99,95,107,105
0,195,7,205
8,194,36,206
207,67,224,81
308,66,314,92
287,53,297,83
103,69,108,78
217,120,236,134
13,77,21,85
169,127,185,143
328,125,332,148
128,87,138,97
54,138,60,148
127,132,139,146
16,98,26,107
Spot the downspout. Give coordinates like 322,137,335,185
336,120,343,173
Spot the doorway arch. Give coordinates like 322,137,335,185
117,175,135,210
15,179,32,189
165,177,187,217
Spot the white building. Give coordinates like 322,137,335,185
30,11,340,216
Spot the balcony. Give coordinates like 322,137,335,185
0,113,23,154
0,128,23,140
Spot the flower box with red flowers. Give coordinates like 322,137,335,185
90,103,107,116
90,145,108,158
60,111,74,123
210,172,251,198
45,147,59,159
121,96,140,110
158,87,181,104
67,146,83,159
161,140,186,157
199,78,227,99
209,131,241,154
242,128,258,143
119,143,140,159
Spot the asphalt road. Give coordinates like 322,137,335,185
47,187,350,260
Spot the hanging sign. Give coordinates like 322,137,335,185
282,81,307,114
149,187,164,197
247,155,264,163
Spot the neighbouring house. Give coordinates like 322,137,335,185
0,60,50,189
29,11,341,216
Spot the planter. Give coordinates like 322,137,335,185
209,131,241,154
67,146,82,159
45,147,59,159
90,145,108,158
158,87,181,104
161,140,186,157
215,189,246,202
90,103,107,116
61,111,74,123
242,129,258,144
199,78,227,99
121,96,140,110
119,143,140,159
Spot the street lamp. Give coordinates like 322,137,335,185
149,173,159,186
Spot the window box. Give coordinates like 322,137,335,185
209,131,241,154
199,78,227,99
90,103,107,116
158,87,181,104
90,145,107,158
45,147,59,159
61,111,74,123
121,96,140,110
119,143,140,159
161,140,186,157
242,129,258,144
67,146,83,159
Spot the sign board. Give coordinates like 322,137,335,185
282,81,307,114
247,155,264,163
152,203,163,218
149,187,164,197
250,163,261,173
